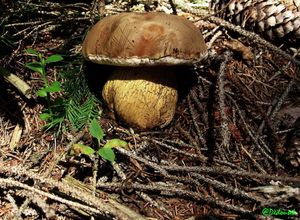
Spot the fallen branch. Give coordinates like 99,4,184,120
0,66,31,99
0,164,142,220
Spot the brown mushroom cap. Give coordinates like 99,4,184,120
82,12,207,66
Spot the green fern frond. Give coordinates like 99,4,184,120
61,65,100,131
39,63,100,133
43,115,64,132
66,95,99,131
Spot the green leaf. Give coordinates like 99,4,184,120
89,118,104,143
25,62,43,74
45,81,61,93
37,88,47,97
39,113,51,120
46,54,64,63
71,143,95,156
39,82,61,96
104,139,128,149
24,48,39,56
98,147,115,162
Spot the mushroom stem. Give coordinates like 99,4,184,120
102,66,178,130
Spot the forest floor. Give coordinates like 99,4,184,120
0,0,299,219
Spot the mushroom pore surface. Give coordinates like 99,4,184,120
102,67,178,130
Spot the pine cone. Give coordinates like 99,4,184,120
211,0,300,47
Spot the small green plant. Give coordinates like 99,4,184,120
24,49,99,133
24,48,63,121
71,119,128,162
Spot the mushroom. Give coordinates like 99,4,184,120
82,12,207,130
